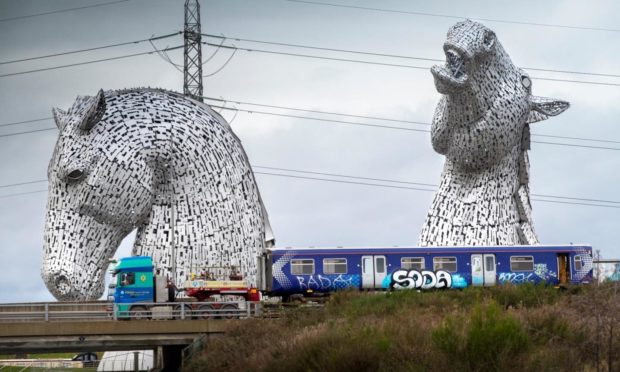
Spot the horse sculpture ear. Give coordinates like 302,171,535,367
52,107,67,131
527,95,570,124
482,29,496,53
77,89,106,131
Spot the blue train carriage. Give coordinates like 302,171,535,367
258,245,593,297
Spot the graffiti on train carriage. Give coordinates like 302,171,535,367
389,269,468,290
296,274,360,291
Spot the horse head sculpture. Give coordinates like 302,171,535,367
420,20,569,246
43,88,274,300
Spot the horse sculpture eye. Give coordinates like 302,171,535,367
67,169,85,182
521,76,532,90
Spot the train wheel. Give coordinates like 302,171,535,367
220,303,238,319
130,306,150,320
173,304,193,320
197,304,214,319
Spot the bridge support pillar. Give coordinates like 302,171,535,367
162,344,186,372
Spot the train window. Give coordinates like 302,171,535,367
510,256,534,271
323,258,347,274
433,257,457,272
485,255,495,271
291,259,314,275
401,257,424,270
574,256,583,271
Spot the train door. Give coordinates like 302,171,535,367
557,254,570,284
471,255,483,286
484,254,496,286
361,255,387,289
471,254,496,286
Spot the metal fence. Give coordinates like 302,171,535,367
0,301,263,322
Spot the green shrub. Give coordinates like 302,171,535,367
432,301,530,371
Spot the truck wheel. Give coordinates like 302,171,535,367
197,304,214,319
221,303,239,319
130,306,150,320
173,304,193,320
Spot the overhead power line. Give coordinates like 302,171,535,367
209,104,431,132
0,127,56,139
0,32,182,66
253,165,438,187
0,189,47,199
253,165,620,205
253,171,620,209
286,0,620,33
0,117,52,128
0,45,184,78
203,33,620,79
0,0,130,23
202,42,620,87
205,96,430,126
203,41,428,69
3,98,618,151
207,103,620,152
4,166,619,209
5,98,620,147
204,96,620,145
0,179,47,189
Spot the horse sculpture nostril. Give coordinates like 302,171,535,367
55,275,72,295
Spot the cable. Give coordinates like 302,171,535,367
286,0,620,33
252,165,620,205
211,105,620,152
0,32,182,65
0,127,56,138
3,101,616,152
253,165,438,187
7,99,620,147
225,106,240,125
202,42,620,88
0,189,47,199
209,104,431,132
254,171,437,192
203,41,429,69
531,140,620,151
203,33,620,79
0,117,52,128
0,179,47,189
203,96,430,127
0,45,184,78
149,39,184,73
203,36,228,65
205,96,620,145
0,0,130,23
203,48,238,77
2,167,618,208
203,33,443,63
254,171,620,209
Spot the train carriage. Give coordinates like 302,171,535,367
258,245,593,297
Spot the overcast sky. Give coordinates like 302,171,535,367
0,0,618,302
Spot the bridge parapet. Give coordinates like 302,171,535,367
0,301,262,322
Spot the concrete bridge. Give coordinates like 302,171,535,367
0,301,265,371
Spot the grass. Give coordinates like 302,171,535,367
184,283,620,372
0,353,79,359
0,368,96,372
0,352,100,372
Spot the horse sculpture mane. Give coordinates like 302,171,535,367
419,20,569,246
43,88,274,300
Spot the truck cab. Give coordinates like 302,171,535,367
110,256,156,317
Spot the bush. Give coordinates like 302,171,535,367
432,301,530,371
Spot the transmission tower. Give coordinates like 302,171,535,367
183,0,203,102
